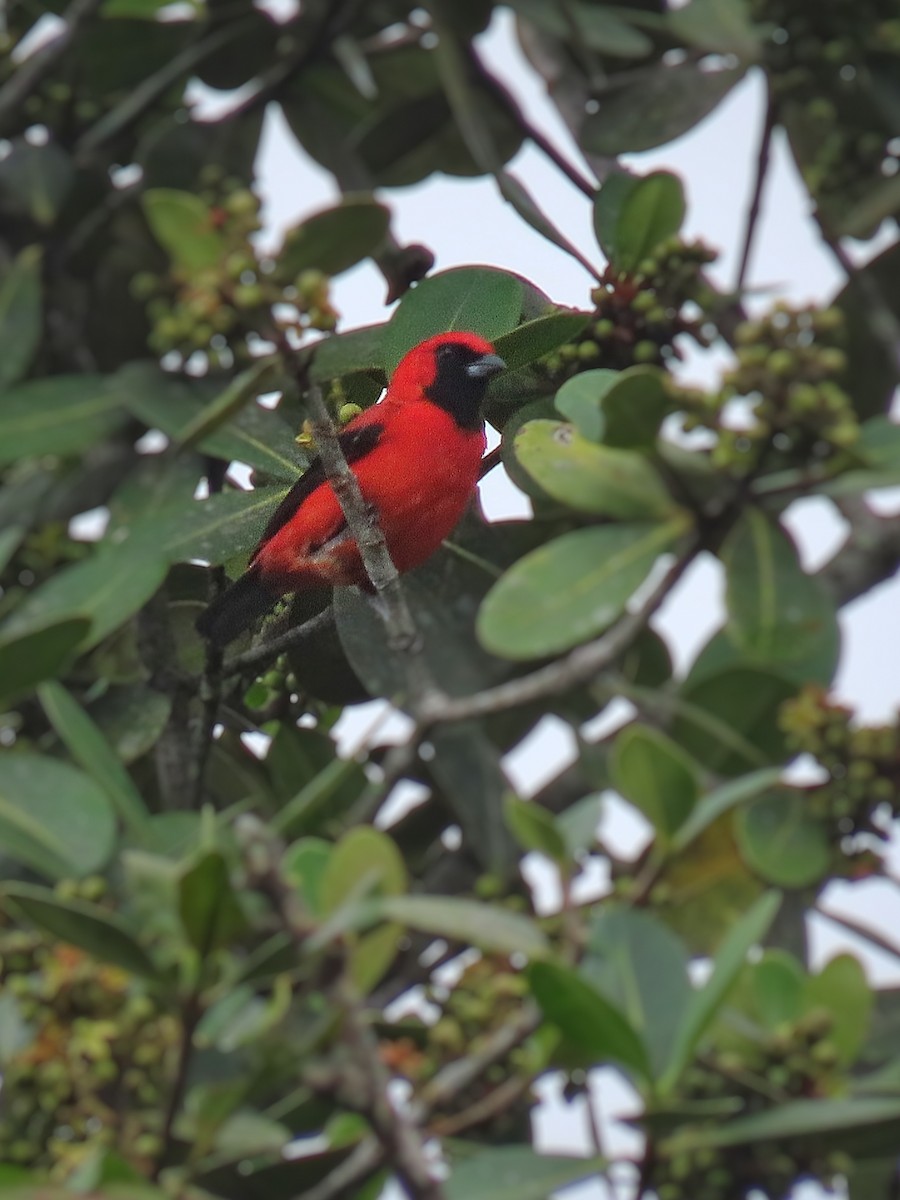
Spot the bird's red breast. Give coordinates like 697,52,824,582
253,330,503,592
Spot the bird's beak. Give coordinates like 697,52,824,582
466,353,506,379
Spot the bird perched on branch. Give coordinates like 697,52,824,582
196,330,505,646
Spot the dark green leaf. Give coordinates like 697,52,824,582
0,754,116,879
0,245,42,391
673,665,795,776
382,267,523,370
142,189,225,271
477,517,689,660
175,359,281,452
0,138,74,226
0,375,124,464
677,1095,900,1152
134,485,287,566
493,309,590,373
554,366,669,447
582,64,743,156
504,795,569,863
380,895,548,958
602,171,685,273
113,363,306,482
0,617,90,706
659,891,781,1093
514,419,677,518
611,724,699,841
670,768,782,853
446,1146,608,1200
736,788,831,888
752,950,805,1029
4,541,168,651
582,908,692,1080
3,882,161,980
509,0,652,57
273,197,391,282
179,851,247,955
668,0,762,58
309,324,386,382
38,681,148,832
836,241,900,419
529,960,650,1078
722,510,839,683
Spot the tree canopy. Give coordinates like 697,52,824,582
1,1,900,1198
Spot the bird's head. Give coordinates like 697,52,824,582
390,331,506,430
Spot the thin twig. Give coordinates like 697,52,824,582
417,544,699,726
223,606,334,676
153,987,202,1179
0,0,103,131
735,88,776,293
815,904,900,963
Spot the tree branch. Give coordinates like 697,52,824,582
817,496,900,606
0,0,103,132
417,544,699,725
223,606,334,677
735,87,776,293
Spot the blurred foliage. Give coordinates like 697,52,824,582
1,0,900,1198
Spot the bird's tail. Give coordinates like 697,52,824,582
196,567,279,648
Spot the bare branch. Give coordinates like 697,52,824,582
735,88,776,293
418,544,699,726
817,496,900,605
0,0,103,131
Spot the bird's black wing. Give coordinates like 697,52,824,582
254,422,385,554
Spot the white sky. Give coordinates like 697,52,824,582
252,9,900,1197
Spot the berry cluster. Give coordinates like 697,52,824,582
651,1010,848,1200
678,304,856,471
752,0,900,221
134,168,338,368
780,686,900,842
0,884,176,1178
541,236,718,378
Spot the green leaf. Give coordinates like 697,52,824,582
38,682,148,833
592,171,641,264
142,189,225,271
722,509,840,681
508,0,652,57
0,245,42,391
668,0,761,58
319,827,407,914
836,242,900,419
380,895,548,959
529,960,651,1078
752,950,805,1029
0,375,124,464
676,1095,900,1152
133,485,287,566
273,757,366,840
0,617,90,706
179,851,247,955
113,363,306,483
273,197,391,282
282,838,332,913
382,267,523,370
659,891,781,1094
582,908,692,1080
673,665,795,776
477,517,689,660
3,882,161,980
806,954,872,1067
598,171,685,273
582,63,743,156
493,309,590,373
514,419,677,518
554,366,669,447
4,540,168,651
309,324,386,382
0,138,74,226
611,724,699,841
446,1146,608,1200
0,754,116,879
670,768,782,854
175,359,281,452
735,788,831,888
504,795,569,863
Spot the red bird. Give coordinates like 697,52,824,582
197,331,505,646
